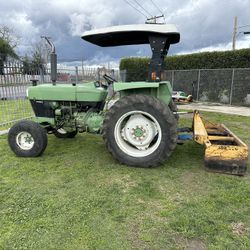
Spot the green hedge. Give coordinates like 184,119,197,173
120,49,250,79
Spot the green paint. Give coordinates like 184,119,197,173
116,81,172,106
28,82,107,102
76,83,107,102
134,127,144,137
33,117,55,125
113,82,160,91
84,113,104,133
28,84,76,101
74,111,104,133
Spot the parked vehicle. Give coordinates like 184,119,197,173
172,91,193,103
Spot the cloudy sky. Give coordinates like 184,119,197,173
1,0,250,66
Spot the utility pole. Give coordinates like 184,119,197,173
232,16,238,50
146,15,165,24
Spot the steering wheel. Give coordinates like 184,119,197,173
102,74,117,85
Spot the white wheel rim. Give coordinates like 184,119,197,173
57,129,67,134
114,110,162,157
16,132,34,150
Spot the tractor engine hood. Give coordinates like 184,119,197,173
27,83,107,102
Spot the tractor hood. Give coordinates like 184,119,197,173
27,83,107,102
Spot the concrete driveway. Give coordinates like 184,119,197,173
178,102,250,117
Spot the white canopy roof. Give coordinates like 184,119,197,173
81,24,180,47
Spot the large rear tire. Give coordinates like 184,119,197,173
8,120,48,157
102,94,177,167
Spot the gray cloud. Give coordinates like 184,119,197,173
0,0,250,65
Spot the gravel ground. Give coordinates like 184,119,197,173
178,102,250,117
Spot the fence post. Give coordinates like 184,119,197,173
97,67,100,82
229,68,235,105
39,67,44,83
75,66,78,84
196,69,201,101
171,70,174,89
111,69,115,79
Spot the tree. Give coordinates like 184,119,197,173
21,40,50,75
21,55,32,75
0,26,19,75
0,38,18,75
0,25,19,48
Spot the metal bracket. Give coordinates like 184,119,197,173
148,35,170,82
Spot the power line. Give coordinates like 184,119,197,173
124,0,149,19
149,0,166,22
133,0,153,17
149,0,164,15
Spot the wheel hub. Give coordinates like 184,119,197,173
122,114,158,150
16,132,34,150
132,126,146,139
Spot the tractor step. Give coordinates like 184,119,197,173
192,111,248,176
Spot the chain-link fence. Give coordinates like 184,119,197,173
1,63,249,132
0,62,119,132
121,68,250,106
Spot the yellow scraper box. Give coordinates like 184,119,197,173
193,111,248,175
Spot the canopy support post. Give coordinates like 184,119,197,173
148,35,170,82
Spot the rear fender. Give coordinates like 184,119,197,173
113,81,172,105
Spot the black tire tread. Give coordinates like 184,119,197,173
8,120,48,157
102,94,177,167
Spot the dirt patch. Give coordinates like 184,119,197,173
177,171,211,196
231,222,250,235
174,236,207,250
129,222,151,250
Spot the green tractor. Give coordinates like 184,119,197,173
8,24,181,167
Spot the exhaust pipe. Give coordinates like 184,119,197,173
41,36,57,84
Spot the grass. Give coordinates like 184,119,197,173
0,112,250,249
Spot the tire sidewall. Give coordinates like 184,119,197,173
8,121,47,157
104,96,177,166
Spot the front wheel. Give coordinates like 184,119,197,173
102,94,177,167
8,120,48,157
